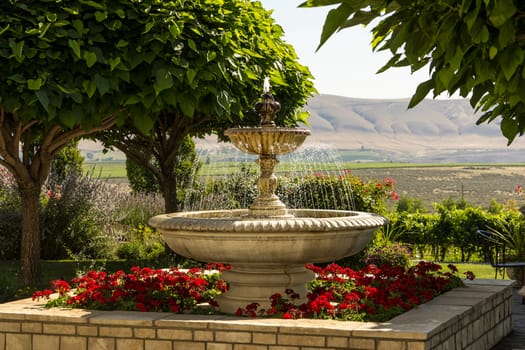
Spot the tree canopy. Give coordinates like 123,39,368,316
96,0,315,213
302,0,525,144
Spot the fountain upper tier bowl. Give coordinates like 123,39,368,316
149,209,386,265
224,127,310,156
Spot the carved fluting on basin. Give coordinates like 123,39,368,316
149,209,386,264
224,127,311,156
149,209,386,233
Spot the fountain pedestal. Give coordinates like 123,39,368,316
217,264,314,314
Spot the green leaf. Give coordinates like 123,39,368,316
82,80,97,98
489,1,516,27
206,51,216,62
436,67,455,90
27,78,43,90
186,69,197,84
95,11,107,22
78,0,105,10
489,46,498,60
116,39,128,48
55,83,74,94
154,68,174,94
408,79,434,108
8,74,25,83
501,117,518,144
169,23,181,38
9,40,24,62
109,57,120,71
35,89,50,112
38,23,52,38
94,74,111,96
299,0,344,8
0,24,9,36
115,9,125,18
497,20,515,49
188,39,198,52
216,90,230,113
68,39,81,58
498,47,524,81
179,97,195,117
317,3,354,50
464,5,480,30
124,95,141,105
143,21,155,34
59,110,76,128
132,113,154,133
72,19,84,35
83,51,97,67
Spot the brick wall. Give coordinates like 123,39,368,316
0,280,514,350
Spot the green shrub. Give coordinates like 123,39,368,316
363,243,413,270
395,195,427,213
278,171,397,214
41,171,111,259
50,141,84,184
0,166,19,210
0,210,21,260
116,225,166,261
184,164,258,210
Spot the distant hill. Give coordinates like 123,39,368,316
80,94,525,164
303,95,525,163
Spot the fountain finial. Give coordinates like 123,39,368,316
255,78,280,127
263,77,271,93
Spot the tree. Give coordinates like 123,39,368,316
97,0,316,213
126,135,197,203
302,0,525,143
1,0,233,284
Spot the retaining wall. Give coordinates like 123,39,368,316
0,279,514,350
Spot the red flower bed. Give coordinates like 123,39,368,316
33,261,473,322
237,261,475,321
32,263,229,313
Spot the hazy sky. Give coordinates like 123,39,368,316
259,0,432,99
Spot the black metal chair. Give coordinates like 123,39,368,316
477,229,525,304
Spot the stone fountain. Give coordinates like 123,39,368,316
149,84,387,314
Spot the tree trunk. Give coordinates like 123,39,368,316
162,174,179,213
19,183,42,286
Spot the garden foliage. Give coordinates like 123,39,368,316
0,164,165,261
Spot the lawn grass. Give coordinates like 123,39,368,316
442,262,503,280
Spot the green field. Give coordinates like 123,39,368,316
84,160,525,178
84,162,127,179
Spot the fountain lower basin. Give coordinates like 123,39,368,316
149,209,386,313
